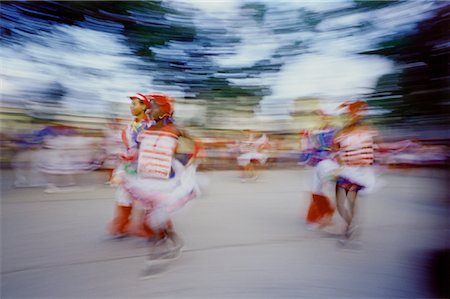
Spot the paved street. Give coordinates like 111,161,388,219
1,168,449,298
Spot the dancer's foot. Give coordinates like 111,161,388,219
345,224,359,239
101,233,129,241
152,247,182,261
140,262,168,279
337,237,362,249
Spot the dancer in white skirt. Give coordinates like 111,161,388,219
108,93,155,239
333,100,377,242
38,126,102,192
305,111,340,230
237,130,269,181
120,93,201,261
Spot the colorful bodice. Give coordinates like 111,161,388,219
137,130,178,179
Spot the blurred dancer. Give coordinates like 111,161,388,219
305,110,339,230
333,100,377,243
298,129,314,165
11,125,51,188
120,94,201,260
237,129,269,182
108,93,154,239
37,124,101,192
102,118,125,184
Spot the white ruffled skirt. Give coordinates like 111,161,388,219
122,159,199,229
338,165,376,194
310,159,376,195
237,152,268,167
311,159,339,195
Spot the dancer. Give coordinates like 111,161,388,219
102,118,125,184
119,93,201,269
305,110,339,230
37,124,101,193
108,93,153,239
237,129,269,182
298,129,314,165
333,100,377,243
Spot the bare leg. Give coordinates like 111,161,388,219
148,230,182,259
336,186,351,226
247,163,254,178
240,163,252,180
148,231,169,258
345,190,359,238
336,185,361,240
346,190,358,226
250,161,259,179
166,230,184,252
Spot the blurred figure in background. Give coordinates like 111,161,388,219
305,110,339,230
237,129,270,182
298,129,314,166
37,123,102,192
11,123,51,188
332,100,377,245
107,93,153,239
102,117,126,184
377,140,448,168
118,94,201,266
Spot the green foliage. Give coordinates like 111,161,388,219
241,2,267,24
353,0,404,10
369,5,450,126
199,77,259,100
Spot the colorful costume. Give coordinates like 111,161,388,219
334,126,376,193
122,129,199,231
305,128,339,227
120,93,199,233
333,100,377,242
237,134,269,167
108,93,154,237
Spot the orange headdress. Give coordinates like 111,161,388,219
147,93,174,115
338,100,368,116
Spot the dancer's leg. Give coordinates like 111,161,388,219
336,186,351,226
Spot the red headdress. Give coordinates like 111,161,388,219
338,100,367,116
147,93,174,115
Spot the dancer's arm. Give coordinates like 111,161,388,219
178,128,203,167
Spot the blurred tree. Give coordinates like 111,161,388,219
0,1,262,107
39,81,67,106
366,5,450,127
3,0,446,128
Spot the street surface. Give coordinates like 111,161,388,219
1,168,449,298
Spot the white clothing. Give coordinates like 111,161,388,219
123,159,199,229
237,134,269,166
311,159,339,195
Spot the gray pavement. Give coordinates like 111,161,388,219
1,168,449,298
